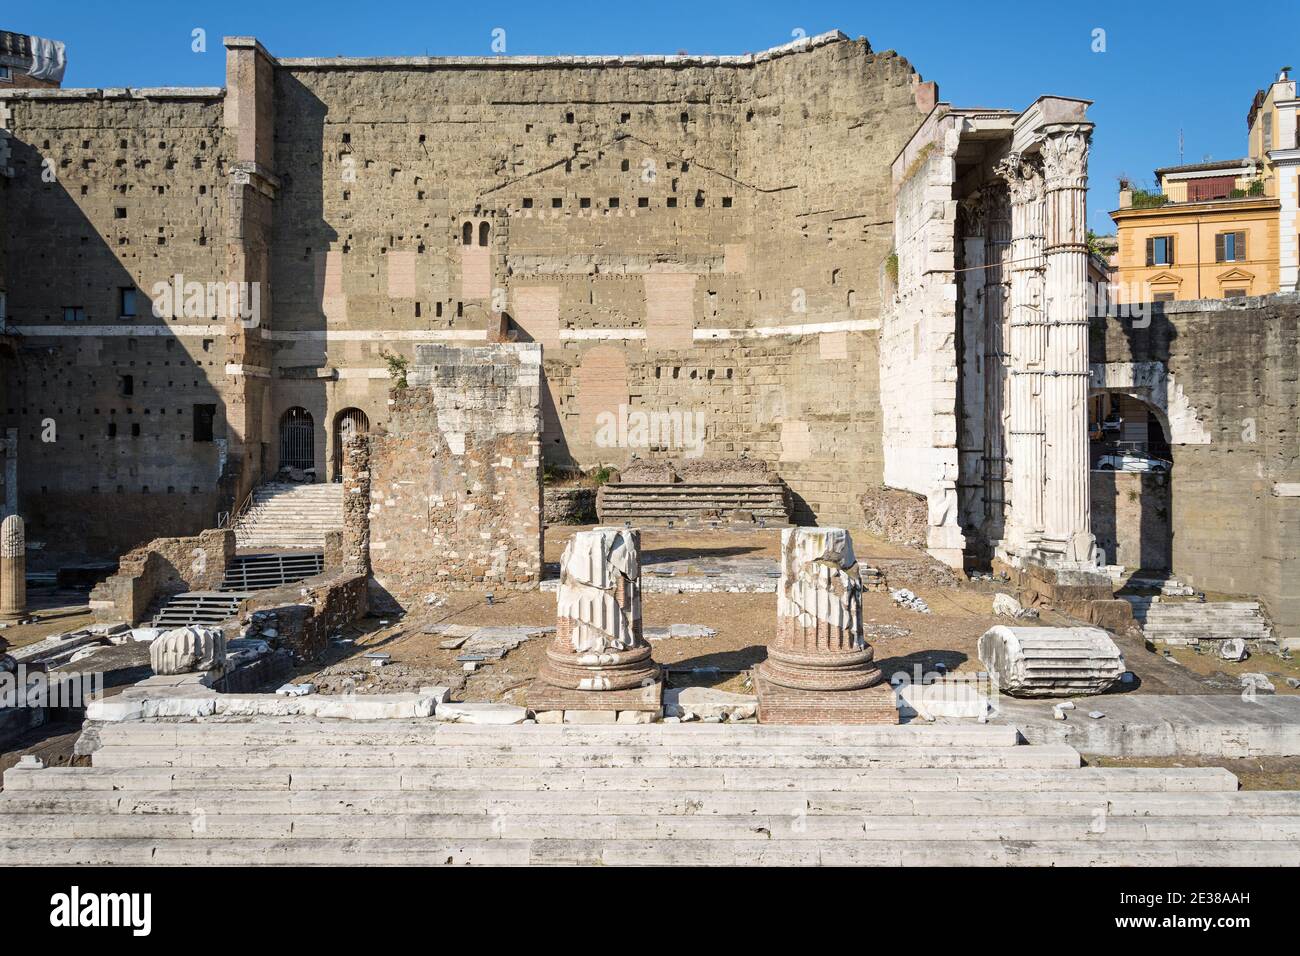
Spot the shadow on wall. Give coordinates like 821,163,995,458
1,135,232,564
268,74,335,483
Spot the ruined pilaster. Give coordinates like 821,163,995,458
1039,123,1095,564
222,37,278,507
756,527,883,691
957,194,988,539
0,513,24,620
538,527,660,692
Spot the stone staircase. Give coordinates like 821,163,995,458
232,483,344,550
149,552,325,628
3,721,1297,865
596,481,791,527
1131,599,1273,646
151,592,249,628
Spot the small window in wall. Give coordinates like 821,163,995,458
522,197,533,209
552,197,563,208
0,66,11,81
1215,230,1246,263
478,222,490,246
119,374,133,396
1224,288,1248,299
63,306,86,322
193,404,216,443
1146,235,1175,266
106,422,117,438
461,222,473,245
119,287,137,318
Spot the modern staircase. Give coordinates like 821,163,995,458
1132,600,1273,646
149,551,326,628
220,551,324,592
3,721,1297,865
596,481,791,527
232,483,344,550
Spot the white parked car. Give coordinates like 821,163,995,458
1095,453,1170,473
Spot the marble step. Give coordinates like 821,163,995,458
93,721,1023,749
86,743,1083,770
4,788,1294,818
2,837,1295,866
3,765,1238,793
6,811,1300,842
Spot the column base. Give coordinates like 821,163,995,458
537,643,660,692
754,674,899,725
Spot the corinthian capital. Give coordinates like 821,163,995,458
994,152,1044,206
1039,123,1092,189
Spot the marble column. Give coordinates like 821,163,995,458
1040,123,1096,563
981,179,1012,543
957,194,988,537
539,527,659,691
1,514,25,621
997,153,1047,557
756,527,882,691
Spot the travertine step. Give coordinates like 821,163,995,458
6,812,1300,842
93,721,1022,748
4,788,1293,817
233,482,343,549
152,591,249,627
5,764,1238,794
596,481,792,526
1,838,1295,867
86,744,1083,770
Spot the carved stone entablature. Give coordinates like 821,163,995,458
1038,123,1092,190
995,153,1044,207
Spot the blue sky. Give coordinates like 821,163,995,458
6,0,1298,233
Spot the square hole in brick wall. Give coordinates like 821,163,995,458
638,197,648,208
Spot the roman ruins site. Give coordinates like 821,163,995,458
0,28,1298,869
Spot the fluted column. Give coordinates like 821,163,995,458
1,514,25,621
1040,123,1096,563
756,527,882,691
981,180,1012,542
540,527,659,691
996,154,1047,556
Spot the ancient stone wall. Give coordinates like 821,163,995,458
1090,471,1172,570
0,90,234,561
89,527,234,624
366,343,542,603
1,32,933,561
1090,295,1300,638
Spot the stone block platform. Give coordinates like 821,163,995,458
754,676,898,725
4,717,1299,865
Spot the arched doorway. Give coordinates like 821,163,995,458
1089,391,1173,571
332,407,370,481
279,407,316,475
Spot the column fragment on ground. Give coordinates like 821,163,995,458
0,514,25,621
754,527,896,724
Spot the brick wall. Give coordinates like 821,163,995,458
366,344,542,603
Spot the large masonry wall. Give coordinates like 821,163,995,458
0,32,933,561
0,90,234,560
267,35,930,526
1090,296,1300,641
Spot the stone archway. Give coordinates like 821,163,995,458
278,407,316,475
1089,390,1172,572
331,407,370,480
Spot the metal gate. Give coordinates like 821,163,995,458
279,407,315,473
332,408,369,479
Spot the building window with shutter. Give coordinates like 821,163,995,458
1216,231,1246,262
1146,235,1175,266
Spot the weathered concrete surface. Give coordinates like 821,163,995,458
995,694,1300,757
